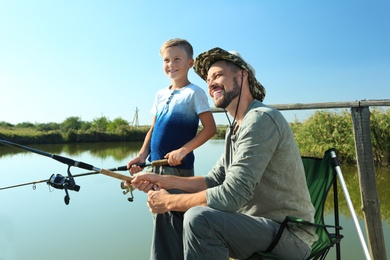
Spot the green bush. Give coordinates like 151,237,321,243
370,108,390,166
291,108,389,165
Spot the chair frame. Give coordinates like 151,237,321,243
252,148,344,260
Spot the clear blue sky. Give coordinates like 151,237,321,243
1,1,389,126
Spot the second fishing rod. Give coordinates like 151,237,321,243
0,139,168,204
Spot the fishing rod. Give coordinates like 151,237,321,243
0,139,168,204
0,165,129,191
0,160,167,202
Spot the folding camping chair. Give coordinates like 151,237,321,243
245,148,344,260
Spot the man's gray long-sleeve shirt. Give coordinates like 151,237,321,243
204,100,317,246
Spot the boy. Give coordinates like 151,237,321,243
127,38,216,177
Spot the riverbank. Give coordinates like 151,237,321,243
0,125,228,144
1,108,389,165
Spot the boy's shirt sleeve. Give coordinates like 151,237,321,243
191,85,211,115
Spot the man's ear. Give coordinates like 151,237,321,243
240,69,249,79
243,70,248,79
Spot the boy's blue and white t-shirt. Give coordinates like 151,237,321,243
150,83,211,169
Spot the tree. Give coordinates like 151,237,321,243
92,116,109,132
107,117,129,132
61,117,82,132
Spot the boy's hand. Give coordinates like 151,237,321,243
165,148,187,166
127,156,146,175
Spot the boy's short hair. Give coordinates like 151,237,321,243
160,38,194,59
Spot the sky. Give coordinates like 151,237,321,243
0,0,389,126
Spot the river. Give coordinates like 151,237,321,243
0,140,388,259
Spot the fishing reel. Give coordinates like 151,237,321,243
47,166,80,205
120,181,134,202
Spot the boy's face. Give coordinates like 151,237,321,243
162,46,194,81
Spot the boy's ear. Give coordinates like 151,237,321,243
188,59,194,68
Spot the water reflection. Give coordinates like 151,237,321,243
0,141,144,161
0,141,388,260
326,166,390,226
0,142,151,260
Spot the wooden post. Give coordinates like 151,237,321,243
351,106,387,260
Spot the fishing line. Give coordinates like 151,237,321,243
0,139,168,204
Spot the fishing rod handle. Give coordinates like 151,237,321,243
115,158,169,171
100,169,133,182
128,159,169,169
150,159,169,167
115,165,129,171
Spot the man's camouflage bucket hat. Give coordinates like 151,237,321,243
194,47,266,102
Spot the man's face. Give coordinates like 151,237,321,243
206,61,241,109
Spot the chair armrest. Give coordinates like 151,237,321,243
265,216,343,254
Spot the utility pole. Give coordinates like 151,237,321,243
131,107,139,127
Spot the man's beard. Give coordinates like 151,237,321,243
214,76,241,109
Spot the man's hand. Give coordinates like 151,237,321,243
129,172,161,193
147,189,171,213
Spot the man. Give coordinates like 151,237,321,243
130,47,317,260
